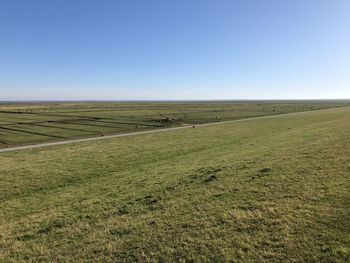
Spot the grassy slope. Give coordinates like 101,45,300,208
0,107,349,262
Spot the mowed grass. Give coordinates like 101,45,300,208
0,107,350,262
0,101,349,148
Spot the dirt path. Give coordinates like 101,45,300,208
0,108,343,153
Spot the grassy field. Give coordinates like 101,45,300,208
0,105,349,262
0,101,349,148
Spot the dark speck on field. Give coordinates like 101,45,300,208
38,220,65,235
204,175,218,183
259,167,272,173
189,167,223,184
117,205,129,215
109,229,131,237
148,220,156,226
16,234,35,241
251,168,273,180
143,195,160,205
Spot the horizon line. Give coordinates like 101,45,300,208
1,98,350,104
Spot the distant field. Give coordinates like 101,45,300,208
1,106,349,262
0,100,349,148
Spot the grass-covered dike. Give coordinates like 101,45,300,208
0,106,349,262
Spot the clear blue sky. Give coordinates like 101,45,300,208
1,0,349,100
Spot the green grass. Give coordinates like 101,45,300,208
1,100,349,148
1,106,350,262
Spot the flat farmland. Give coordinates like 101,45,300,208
0,101,349,148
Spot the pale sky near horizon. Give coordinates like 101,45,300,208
0,0,349,100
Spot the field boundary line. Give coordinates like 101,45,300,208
0,107,347,153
